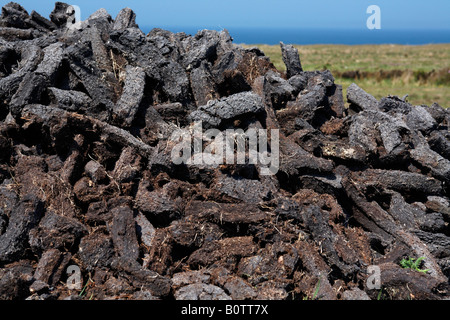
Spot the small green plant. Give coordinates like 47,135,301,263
303,278,321,300
376,287,389,300
79,276,94,298
312,278,321,300
377,288,383,300
400,257,429,274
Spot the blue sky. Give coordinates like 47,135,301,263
1,0,449,30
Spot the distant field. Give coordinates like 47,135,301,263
243,44,450,108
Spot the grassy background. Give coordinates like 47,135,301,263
243,44,450,108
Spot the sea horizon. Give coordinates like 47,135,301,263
142,26,450,45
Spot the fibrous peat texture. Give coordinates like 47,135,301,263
0,2,449,300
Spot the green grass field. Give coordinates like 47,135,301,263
243,44,450,108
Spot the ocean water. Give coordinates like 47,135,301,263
143,26,450,45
